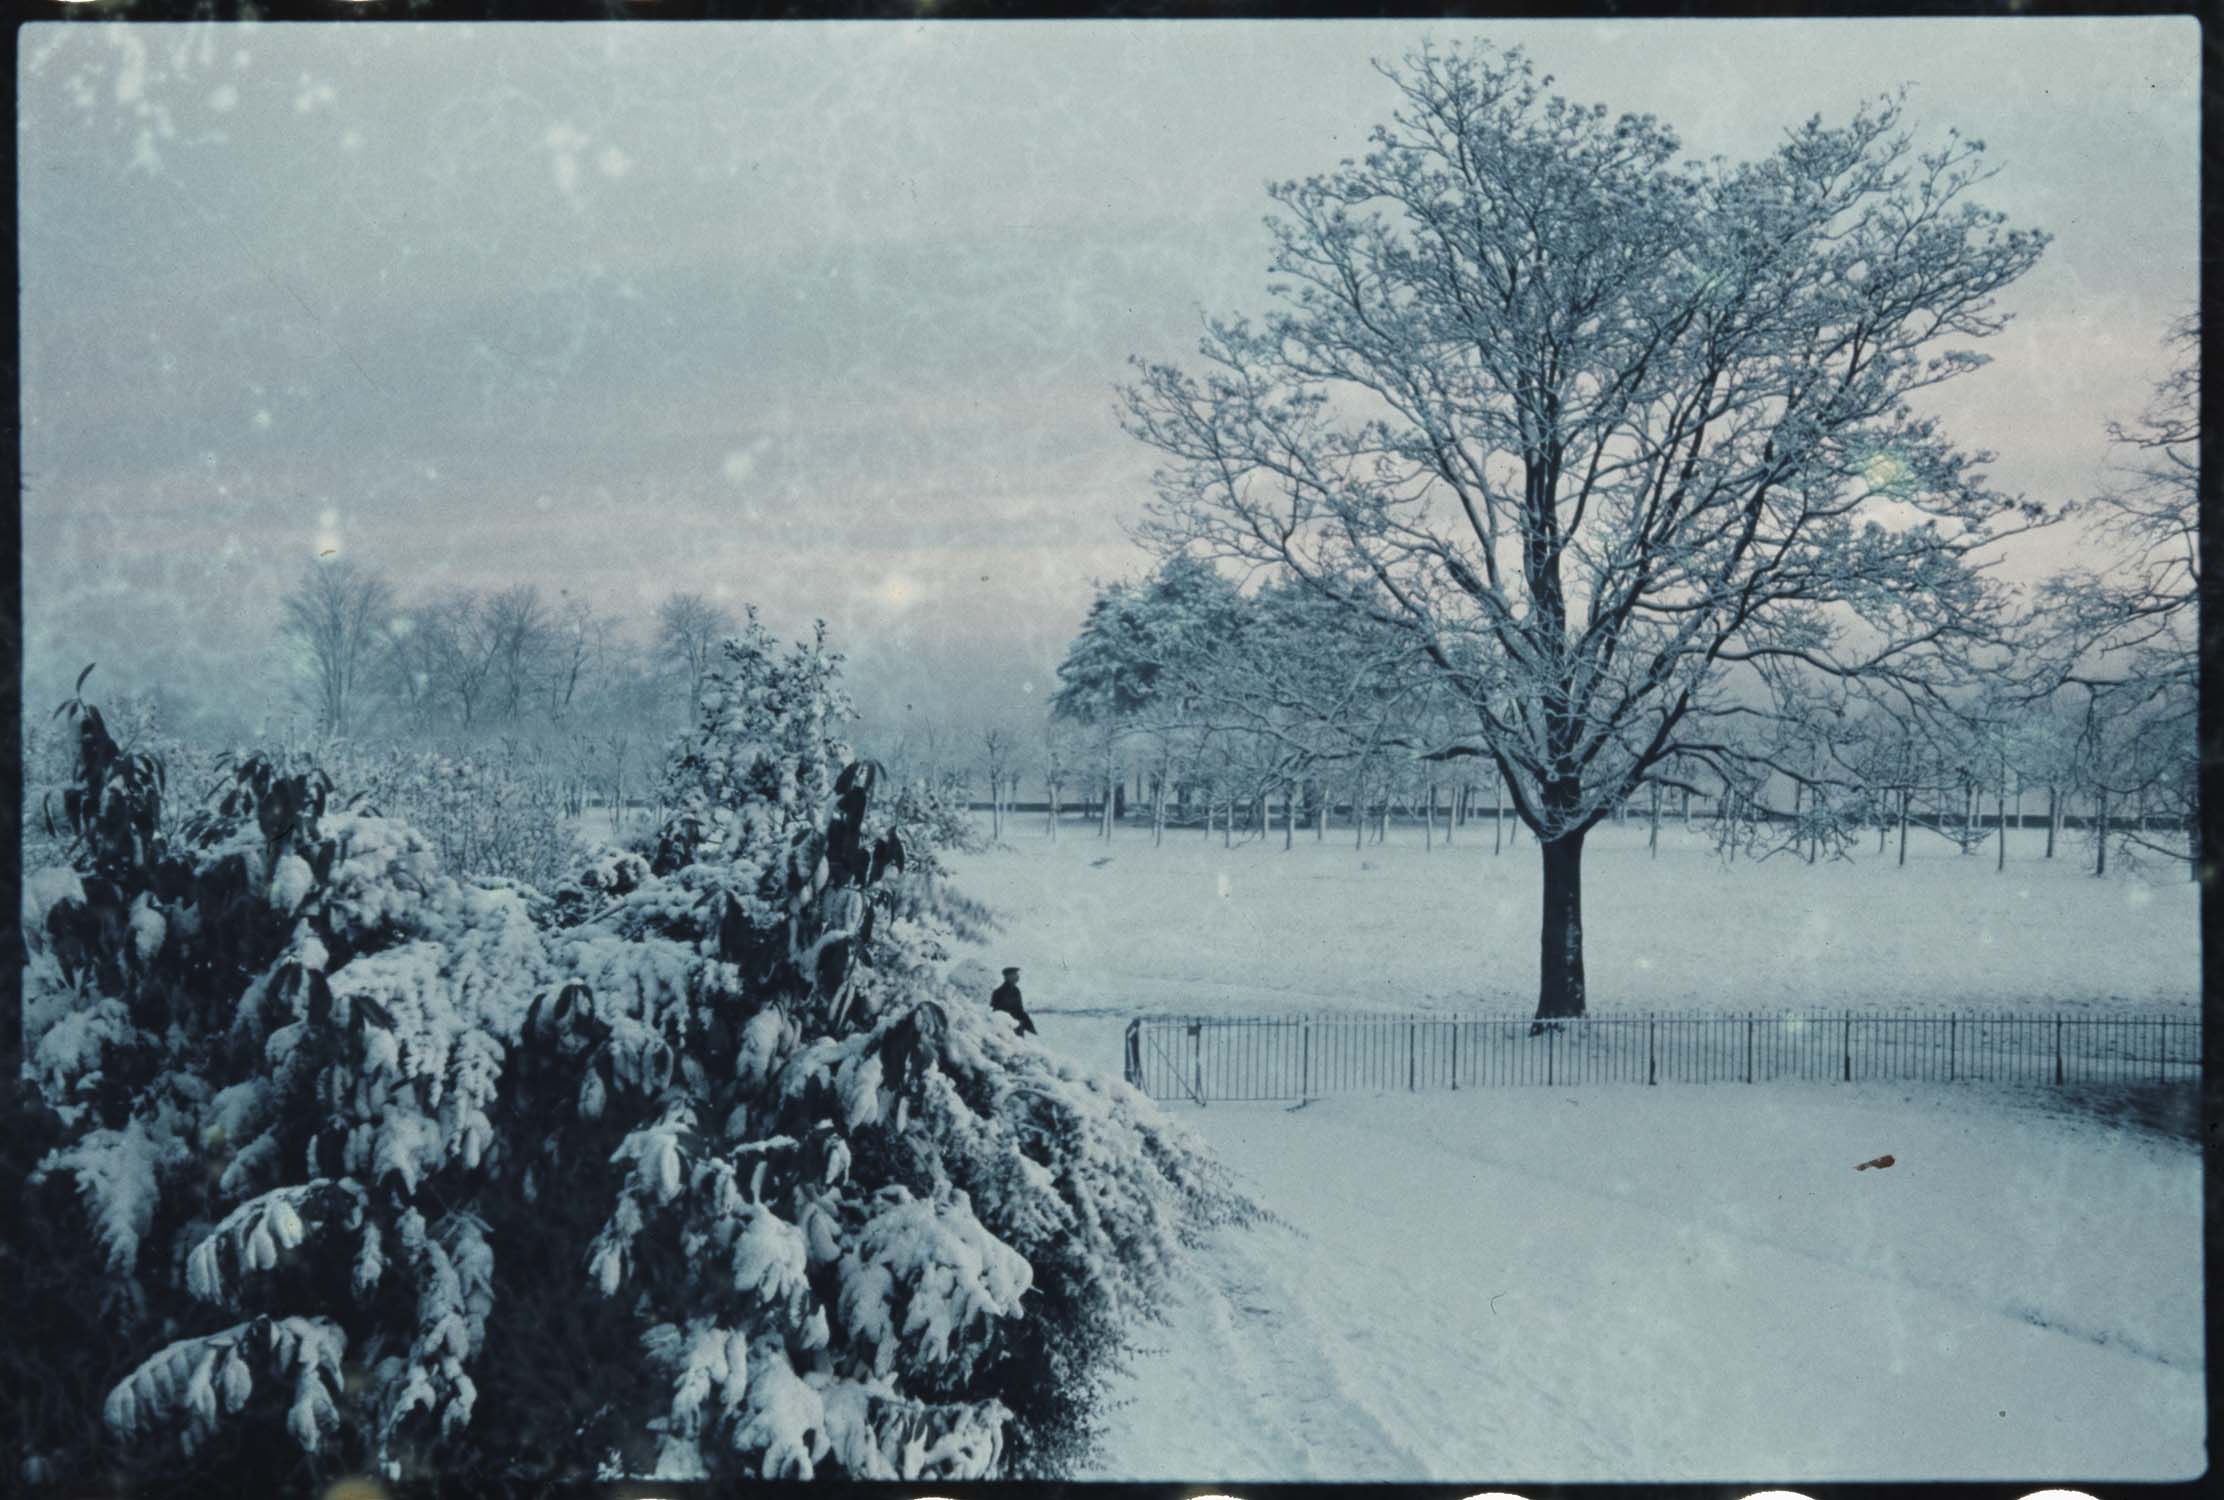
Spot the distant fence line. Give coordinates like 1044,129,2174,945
1120,1011,2202,1105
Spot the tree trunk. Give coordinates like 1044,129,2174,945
1353,782,1365,851
2189,776,2201,882
1996,767,2008,873
1424,782,1435,851
2045,785,2057,858
1445,783,1456,845
1536,830,1588,1020
1648,782,1661,859
1493,776,1505,855
1223,799,1233,850
2095,788,2110,877
1284,780,1295,850
1048,779,1059,841
1807,750,1824,863
1316,791,1326,842
1897,786,1909,868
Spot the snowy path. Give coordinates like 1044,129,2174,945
1113,1223,1432,1478
1090,1087,2203,1481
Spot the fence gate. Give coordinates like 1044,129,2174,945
1119,1011,2201,1105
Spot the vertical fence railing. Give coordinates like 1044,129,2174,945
1121,1011,2201,1104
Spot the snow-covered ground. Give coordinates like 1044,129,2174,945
945,817,2200,1022
1090,1087,2201,1480
942,819,2204,1481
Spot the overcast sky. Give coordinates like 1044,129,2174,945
17,17,2199,737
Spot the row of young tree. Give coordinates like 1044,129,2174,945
1039,43,2196,1023
1040,550,2194,873
12,621,1249,1490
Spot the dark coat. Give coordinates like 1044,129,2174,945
989,980,1036,1036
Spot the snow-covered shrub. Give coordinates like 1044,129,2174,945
887,770,991,863
21,674,219,875
18,633,1248,1486
873,772,1001,945
320,740,581,892
20,711,78,871
515,619,1251,1477
20,696,546,1488
2,1068,120,1489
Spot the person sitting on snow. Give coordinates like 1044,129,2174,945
990,966,1037,1037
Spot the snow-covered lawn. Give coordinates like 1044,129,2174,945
1090,1086,2201,1480
944,820,2203,1481
946,818,2198,1020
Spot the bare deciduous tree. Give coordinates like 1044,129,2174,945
546,593,618,721
280,556,396,740
2033,315,2199,880
484,584,553,724
980,724,1018,842
420,590,500,731
1041,721,1075,840
1125,45,2047,1018
656,592,740,725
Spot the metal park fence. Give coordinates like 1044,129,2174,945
1120,1010,2202,1105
